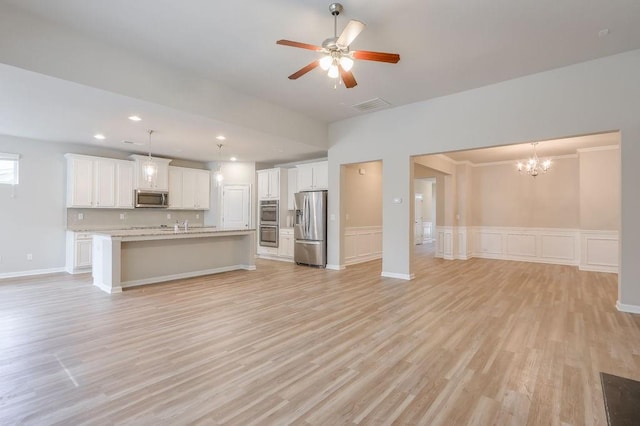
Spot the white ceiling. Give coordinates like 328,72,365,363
0,0,639,163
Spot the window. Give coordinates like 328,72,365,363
0,153,20,185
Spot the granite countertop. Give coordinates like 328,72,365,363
92,227,254,238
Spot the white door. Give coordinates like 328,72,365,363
222,184,251,229
414,194,424,245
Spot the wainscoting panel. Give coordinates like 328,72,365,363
344,226,382,265
506,233,536,258
540,233,576,262
580,231,619,273
432,226,618,273
475,232,503,256
473,227,579,265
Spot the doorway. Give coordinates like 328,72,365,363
222,184,251,229
340,161,383,268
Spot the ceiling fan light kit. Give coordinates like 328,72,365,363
276,3,400,89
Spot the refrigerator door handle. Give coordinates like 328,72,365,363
295,240,321,245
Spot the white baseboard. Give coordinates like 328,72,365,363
121,264,254,289
616,301,640,314
93,281,122,294
258,254,293,263
0,267,67,280
381,271,415,280
579,264,619,274
326,264,345,271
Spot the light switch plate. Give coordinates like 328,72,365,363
196,214,200,219
78,213,84,220
26,253,33,261
119,213,125,220
166,213,171,219
330,214,336,221
393,197,403,204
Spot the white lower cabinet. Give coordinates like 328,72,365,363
258,229,294,261
278,229,294,259
66,231,93,273
257,245,278,256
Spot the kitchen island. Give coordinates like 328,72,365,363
92,227,255,293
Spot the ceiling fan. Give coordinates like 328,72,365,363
276,3,400,89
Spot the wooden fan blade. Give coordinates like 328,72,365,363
288,60,320,80
336,20,366,48
276,39,322,51
352,50,400,63
339,65,357,89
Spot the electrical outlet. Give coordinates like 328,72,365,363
78,213,84,220
26,253,33,261
196,214,200,219
166,213,171,219
0,255,2,264
120,213,125,220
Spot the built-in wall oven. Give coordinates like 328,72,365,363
259,200,279,247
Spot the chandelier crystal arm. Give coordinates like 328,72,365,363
516,142,552,178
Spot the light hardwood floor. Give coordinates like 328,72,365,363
1,245,638,425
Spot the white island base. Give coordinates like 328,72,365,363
92,229,256,293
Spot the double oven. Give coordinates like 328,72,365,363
259,200,279,247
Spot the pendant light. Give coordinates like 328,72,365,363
214,143,224,185
142,130,158,184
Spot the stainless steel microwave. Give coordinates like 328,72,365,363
135,190,169,208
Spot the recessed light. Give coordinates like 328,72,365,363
598,29,610,38
128,115,142,121
216,135,226,141
94,134,106,140
230,157,237,162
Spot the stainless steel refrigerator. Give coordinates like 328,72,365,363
294,190,327,267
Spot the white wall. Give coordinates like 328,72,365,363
327,50,640,309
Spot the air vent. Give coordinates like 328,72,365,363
351,97,391,112
123,140,144,146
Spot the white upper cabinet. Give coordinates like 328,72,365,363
194,170,210,210
296,161,328,191
65,154,134,209
168,166,210,210
66,155,93,207
130,154,172,191
116,161,134,208
94,159,116,208
287,168,298,210
257,168,281,200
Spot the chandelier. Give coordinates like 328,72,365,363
143,130,158,184
516,142,552,177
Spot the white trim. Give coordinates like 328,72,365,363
577,145,619,153
344,226,382,265
0,267,66,280
120,264,255,289
326,264,345,271
93,281,122,294
579,230,619,273
381,272,415,280
434,226,619,272
616,301,640,314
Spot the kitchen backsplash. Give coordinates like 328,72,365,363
67,209,205,230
